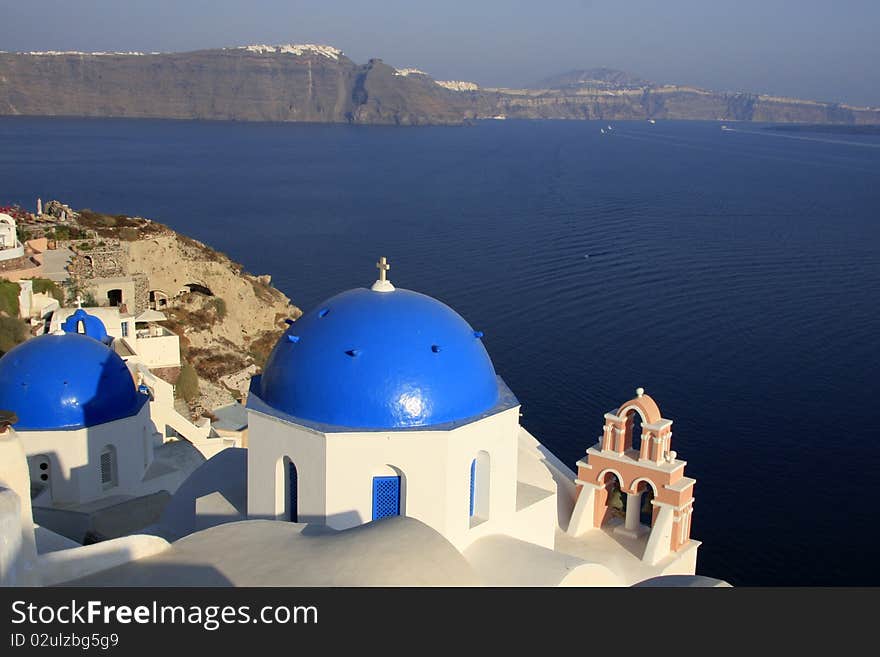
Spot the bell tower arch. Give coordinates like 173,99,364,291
567,388,697,565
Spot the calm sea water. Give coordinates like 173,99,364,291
2,117,879,585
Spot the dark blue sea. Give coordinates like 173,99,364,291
2,117,879,585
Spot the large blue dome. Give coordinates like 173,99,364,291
0,333,147,431
256,287,502,429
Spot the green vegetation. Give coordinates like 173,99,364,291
78,209,126,228
118,227,140,241
175,361,200,403
43,225,90,241
166,306,215,332
0,280,20,317
249,277,277,303
28,278,65,304
187,347,247,381
0,316,27,356
210,297,227,320
248,329,284,368
62,281,97,307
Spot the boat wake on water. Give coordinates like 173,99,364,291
721,126,880,149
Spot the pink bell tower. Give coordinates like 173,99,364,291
566,388,697,565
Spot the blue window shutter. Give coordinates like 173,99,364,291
372,476,400,520
469,459,476,517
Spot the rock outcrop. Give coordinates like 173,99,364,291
123,232,301,410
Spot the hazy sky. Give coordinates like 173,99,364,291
2,0,878,106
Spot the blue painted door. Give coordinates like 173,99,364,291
289,462,298,522
372,476,400,520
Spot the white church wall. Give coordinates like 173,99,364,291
248,404,528,550
247,404,560,552
322,407,522,544
247,411,327,522
441,407,521,550
323,429,450,531
21,428,90,506
0,427,39,585
0,487,28,585
20,405,153,507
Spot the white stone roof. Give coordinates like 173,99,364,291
65,517,481,586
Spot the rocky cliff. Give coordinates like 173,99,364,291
124,231,301,413
1,47,878,125
471,85,880,124
25,204,301,414
0,45,473,125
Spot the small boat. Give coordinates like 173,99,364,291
600,128,606,134
648,119,656,124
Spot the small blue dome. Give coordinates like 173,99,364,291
257,287,501,429
61,308,110,344
0,333,147,431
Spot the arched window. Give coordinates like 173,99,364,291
470,451,491,522
469,459,476,517
288,461,298,522
626,410,644,455
599,470,625,527
634,479,657,527
275,456,298,521
99,445,117,489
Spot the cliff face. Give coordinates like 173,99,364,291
469,86,880,124
1,48,878,125
34,204,301,412
0,47,471,125
122,232,301,410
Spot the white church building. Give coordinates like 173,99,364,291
0,331,204,545
0,259,719,587
246,260,555,550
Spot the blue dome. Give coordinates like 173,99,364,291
257,287,501,429
61,308,110,344
0,333,147,431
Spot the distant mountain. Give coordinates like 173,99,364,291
1,45,878,125
530,68,652,90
